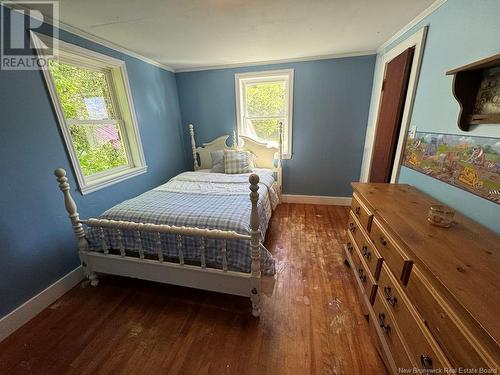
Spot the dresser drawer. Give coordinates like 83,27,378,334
368,309,398,375
347,211,359,240
344,240,370,316
378,264,450,370
347,211,365,248
406,265,489,368
373,291,414,371
347,212,370,257
351,193,373,232
350,239,377,304
347,212,365,255
357,227,383,281
370,218,413,285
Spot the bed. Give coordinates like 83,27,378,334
54,124,283,317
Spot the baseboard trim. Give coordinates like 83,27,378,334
281,194,352,206
0,266,84,342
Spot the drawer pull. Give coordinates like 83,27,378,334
349,222,357,233
347,242,353,253
378,313,391,335
354,206,361,216
357,268,366,283
379,236,387,246
383,286,398,307
378,312,385,325
420,354,433,369
362,245,371,260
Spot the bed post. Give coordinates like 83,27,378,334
54,168,97,286
188,124,199,170
277,122,283,197
233,130,238,149
249,173,262,317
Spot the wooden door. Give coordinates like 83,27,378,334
369,47,415,183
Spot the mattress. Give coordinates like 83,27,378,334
86,169,278,275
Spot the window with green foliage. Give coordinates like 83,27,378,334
48,60,129,176
33,33,147,194
236,69,294,158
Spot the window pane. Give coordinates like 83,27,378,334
48,60,117,120
247,118,284,145
245,81,286,117
69,123,128,176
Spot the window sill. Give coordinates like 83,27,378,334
80,165,148,195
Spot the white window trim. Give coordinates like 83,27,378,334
31,32,147,195
235,69,294,159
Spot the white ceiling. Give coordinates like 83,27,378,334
55,0,436,71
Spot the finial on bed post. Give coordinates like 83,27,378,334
249,173,262,317
188,124,199,170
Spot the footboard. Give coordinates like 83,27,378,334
54,169,265,317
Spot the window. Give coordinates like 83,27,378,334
32,33,146,194
235,69,294,159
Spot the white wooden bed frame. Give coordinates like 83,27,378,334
55,124,282,317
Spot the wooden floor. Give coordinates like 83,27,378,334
0,204,386,375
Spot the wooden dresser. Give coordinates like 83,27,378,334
344,183,500,374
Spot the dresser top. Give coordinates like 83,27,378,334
352,182,500,346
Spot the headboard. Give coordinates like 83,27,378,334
188,124,283,193
189,133,232,170
238,136,278,169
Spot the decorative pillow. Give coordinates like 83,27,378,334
224,150,253,174
210,150,225,173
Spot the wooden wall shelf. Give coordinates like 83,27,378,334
446,53,500,131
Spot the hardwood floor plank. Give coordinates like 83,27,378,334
0,204,386,375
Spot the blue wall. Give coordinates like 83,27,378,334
176,56,376,197
377,0,500,233
0,7,186,317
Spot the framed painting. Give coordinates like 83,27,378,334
402,131,500,204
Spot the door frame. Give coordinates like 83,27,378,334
361,26,428,183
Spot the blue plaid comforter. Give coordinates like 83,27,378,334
86,170,278,275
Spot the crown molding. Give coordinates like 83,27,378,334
174,50,376,73
376,0,447,53
2,3,175,72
